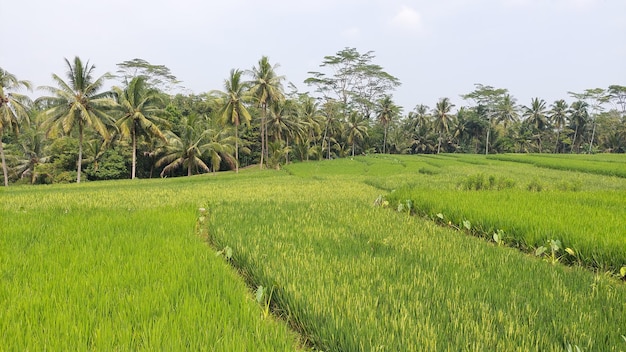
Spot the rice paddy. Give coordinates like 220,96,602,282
2,154,625,350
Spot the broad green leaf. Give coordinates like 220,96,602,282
255,286,265,304
535,246,547,256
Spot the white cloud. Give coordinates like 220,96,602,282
390,6,424,34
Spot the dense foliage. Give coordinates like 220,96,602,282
1,51,625,185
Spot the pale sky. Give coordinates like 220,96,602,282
2,0,624,113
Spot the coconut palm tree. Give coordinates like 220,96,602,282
248,57,284,168
522,98,548,152
321,99,342,159
156,114,211,177
216,69,252,173
568,100,589,153
269,99,306,164
113,76,169,179
344,111,369,157
298,96,324,160
38,57,117,183
433,97,455,154
0,68,32,186
407,104,430,133
495,94,519,131
14,110,49,184
376,95,400,153
549,99,568,153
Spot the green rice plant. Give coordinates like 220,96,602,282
3,154,626,351
488,153,626,178
458,173,516,190
388,187,626,272
0,180,304,351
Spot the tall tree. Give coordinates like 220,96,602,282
549,99,568,153
344,111,369,157
568,100,589,153
305,47,400,119
495,94,519,130
298,95,323,160
216,69,252,173
38,57,117,183
116,58,180,92
267,99,304,165
320,99,342,159
248,56,284,168
433,97,455,154
376,95,400,153
569,88,608,153
156,114,215,177
113,76,169,179
0,68,32,186
461,84,509,154
608,85,626,115
522,98,548,152
15,110,49,184
407,104,430,133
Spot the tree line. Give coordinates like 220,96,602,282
1,48,625,185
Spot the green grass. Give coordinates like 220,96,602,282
381,154,626,272
488,153,626,178
2,154,626,351
0,178,303,351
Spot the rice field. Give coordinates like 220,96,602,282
383,154,626,272
1,154,625,351
0,178,303,351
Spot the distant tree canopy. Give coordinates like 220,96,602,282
0,51,624,186
305,47,401,119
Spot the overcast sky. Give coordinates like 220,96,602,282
2,0,624,112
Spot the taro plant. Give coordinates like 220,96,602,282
373,195,389,208
396,199,413,217
462,219,472,232
255,285,275,320
535,239,576,264
216,245,233,260
493,229,506,246
196,207,210,242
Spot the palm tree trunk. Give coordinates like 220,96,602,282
322,122,330,160
0,132,8,187
188,160,192,176
352,142,355,157
383,125,388,154
77,122,83,184
437,134,442,154
485,127,490,155
327,135,332,160
285,135,289,164
131,128,137,179
260,105,265,169
264,107,270,166
537,132,541,153
588,121,597,153
572,125,579,153
555,129,560,153
235,125,239,173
